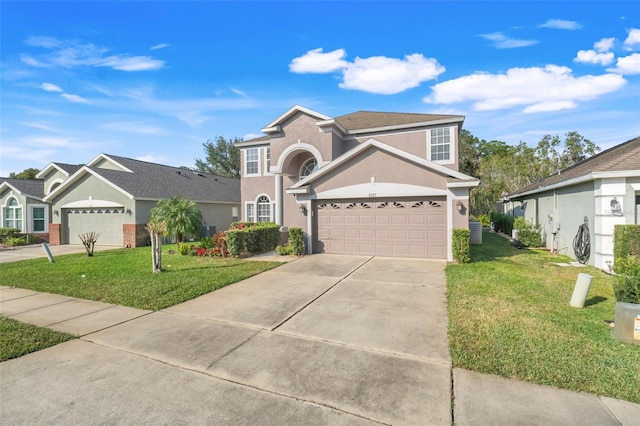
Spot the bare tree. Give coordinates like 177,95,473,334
78,232,100,257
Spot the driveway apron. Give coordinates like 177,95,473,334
1,254,451,425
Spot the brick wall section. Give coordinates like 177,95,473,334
49,224,61,245
123,224,150,248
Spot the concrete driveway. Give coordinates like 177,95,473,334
0,255,450,425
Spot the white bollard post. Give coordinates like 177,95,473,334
569,273,593,308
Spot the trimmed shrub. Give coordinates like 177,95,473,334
0,228,21,244
613,224,640,275
612,225,640,304
489,212,515,235
226,222,280,256
513,216,527,230
452,229,470,263
288,228,305,256
476,214,490,227
516,224,543,247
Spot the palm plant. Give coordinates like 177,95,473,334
150,196,203,244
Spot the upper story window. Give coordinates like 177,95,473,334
265,147,271,174
245,148,259,175
429,127,451,162
4,198,22,231
299,158,318,179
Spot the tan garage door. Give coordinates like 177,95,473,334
65,208,124,246
315,198,447,258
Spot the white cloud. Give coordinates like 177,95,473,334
340,54,445,94
61,93,89,103
21,37,165,72
97,55,164,71
100,121,166,135
40,82,63,92
290,48,348,73
623,28,640,48
290,48,444,94
423,65,627,113
539,19,582,30
607,53,640,75
594,37,616,52
150,43,170,50
135,154,170,164
23,136,72,147
574,50,615,65
230,87,248,97
478,32,539,49
21,122,59,132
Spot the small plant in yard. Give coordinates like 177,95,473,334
276,228,305,256
78,231,100,256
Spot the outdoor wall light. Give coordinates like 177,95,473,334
456,201,464,213
299,205,307,216
610,197,622,216
53,210,59,216
126,208,132,215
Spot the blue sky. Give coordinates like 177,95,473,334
1,1,639,177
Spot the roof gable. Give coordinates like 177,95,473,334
289,138,477,190
44,154,240,204
261,105,331,134
0,178,45,200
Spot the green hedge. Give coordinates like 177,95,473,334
452,229,470,263
276,228,305,256
0,228,21,243
489,212,514,235
226,222,280,256
613,224,640,274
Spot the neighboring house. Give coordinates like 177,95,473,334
502,136,640,270
1,154,240,247
236,105,479,260
0,178,48,239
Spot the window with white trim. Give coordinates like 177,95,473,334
299,157,317,179
245,148,259,175
257,196,271,222
31,206,46,232
246,203,255,222
429,127,452,162
265,147,271,173
4,198,22,230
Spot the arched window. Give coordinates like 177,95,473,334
257,196,271,222
4,198,22,231
299,158,318,179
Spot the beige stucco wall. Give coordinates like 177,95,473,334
311,149,448,193
269,113,334,166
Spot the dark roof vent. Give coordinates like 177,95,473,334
176,170,181,175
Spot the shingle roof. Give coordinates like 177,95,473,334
91,155,239,203
55,163,83,175
240,108,464,144
0,178,45,199
508,136,640,197
334,111,464,132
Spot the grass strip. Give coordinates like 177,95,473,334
0,317,75,361
447,231,640,404
0,246,283,310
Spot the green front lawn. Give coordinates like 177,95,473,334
0,247,282,311
0,317,75,361
447,231,640,404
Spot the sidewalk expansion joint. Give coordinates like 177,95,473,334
270,256,375,332
83,339,390,425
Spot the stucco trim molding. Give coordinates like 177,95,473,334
272,142,326,174
61,198,124,209
293,183,447,200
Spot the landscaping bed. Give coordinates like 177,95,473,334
0,246,283,311
446,231,640,404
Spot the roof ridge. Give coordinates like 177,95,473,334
100,153,238,180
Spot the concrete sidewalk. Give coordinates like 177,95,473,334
1,255,639,425
0,243,118,263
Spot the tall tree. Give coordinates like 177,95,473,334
150,197,203,244
9,168,40,179
194,136,241,178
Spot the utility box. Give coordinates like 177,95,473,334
469,221,482,245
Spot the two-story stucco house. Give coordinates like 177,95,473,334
236,105,479,260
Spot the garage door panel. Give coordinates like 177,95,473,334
66,208,124,246
316,198,446,259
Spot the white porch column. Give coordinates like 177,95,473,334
275,174,283,225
